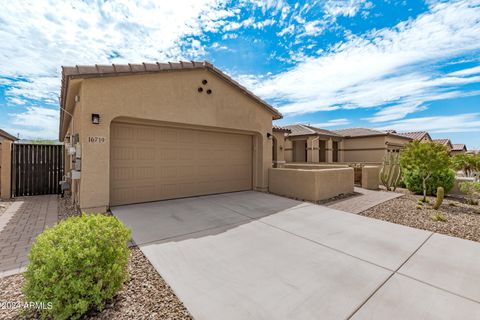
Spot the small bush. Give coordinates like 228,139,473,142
459,181,480,206
403,169,455,196
23,214,131,320
431,212,447,222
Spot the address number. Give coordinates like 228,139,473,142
88,136,106,143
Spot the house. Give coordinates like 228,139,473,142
0,129,17,199
59,61,282,211
333,128,412,163
282,124,344,163
432,139,453,153
451,144,468,155
396,131,432,142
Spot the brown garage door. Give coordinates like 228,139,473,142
110,122,253,206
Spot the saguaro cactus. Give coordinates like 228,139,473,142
379,152,402,191
433,186,444,210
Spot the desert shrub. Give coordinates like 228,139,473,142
460,181,480,205
451,153,480,178
403,169,455,196
400,141,451,201
23,214,131,320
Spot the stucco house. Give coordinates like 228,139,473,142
333,128,412,163
59,61,282,211
451,143,468,155
282,124,344,163
433,139,453,153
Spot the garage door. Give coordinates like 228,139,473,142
110,122,253,206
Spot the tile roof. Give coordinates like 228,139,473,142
0,128,18,141
60,61,282,136
284,124,342,137
452,144,467,151
333,127,413,140
396,131,431,141
272,125,291,133
433,139,453,149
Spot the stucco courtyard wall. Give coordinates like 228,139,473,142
268,167,354,202
62,70,275,212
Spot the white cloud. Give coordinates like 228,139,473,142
5,107,59,140
366,103,427,123
245,0,480,117
449,65,480,76
312,118,350,127
376,113,480,134
324,0,369,18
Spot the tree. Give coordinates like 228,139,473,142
451,153,480,178
400,141,451,202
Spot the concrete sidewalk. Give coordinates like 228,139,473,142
112,191,480,320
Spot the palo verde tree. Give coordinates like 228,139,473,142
400,141,451,202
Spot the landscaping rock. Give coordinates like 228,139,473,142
359,194,480,242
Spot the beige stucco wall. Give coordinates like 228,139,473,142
284,163,348,170
62,70,275,212
361,166,380,190
342,135,409,163
268,167,354,202
285,136,344,164
272,131,286,167
0,141,12,199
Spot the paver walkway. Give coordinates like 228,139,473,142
0,195,58,277
327,187,402,213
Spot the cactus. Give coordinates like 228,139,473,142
433,187,444,210
379,152,402,191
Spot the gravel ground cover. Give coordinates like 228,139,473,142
359,193,480,242
0,196,192,320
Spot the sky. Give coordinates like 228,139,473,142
0,0,479,149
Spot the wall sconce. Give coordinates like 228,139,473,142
267,132,272,140
92,113,100,124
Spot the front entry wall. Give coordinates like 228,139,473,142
110,122,252,206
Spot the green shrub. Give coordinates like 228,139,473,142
403,169,455,196
23,214,131,320
460,181,480,205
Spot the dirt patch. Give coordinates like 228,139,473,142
359,194,480,242
0,248,192,320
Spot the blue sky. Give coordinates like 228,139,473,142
0,0,479,148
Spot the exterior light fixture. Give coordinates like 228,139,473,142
92,113,100,124
267,132,272,140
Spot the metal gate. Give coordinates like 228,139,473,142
11,144,64,197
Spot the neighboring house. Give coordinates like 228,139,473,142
0,129,17,199
451,144,468,155
59,61,282,211
283,124,344,163
334,128,412,163
396,131,432,142
0,128,17,143
432,139,453,153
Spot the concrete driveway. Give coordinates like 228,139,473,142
111,191,480,320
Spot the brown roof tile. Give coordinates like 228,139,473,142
397,131,431,141
452,144,467,151
284,124,342,137
273,125,291,133
334,127,412,140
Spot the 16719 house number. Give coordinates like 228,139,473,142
87,136,106,144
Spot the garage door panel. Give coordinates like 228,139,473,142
111,123,252,205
